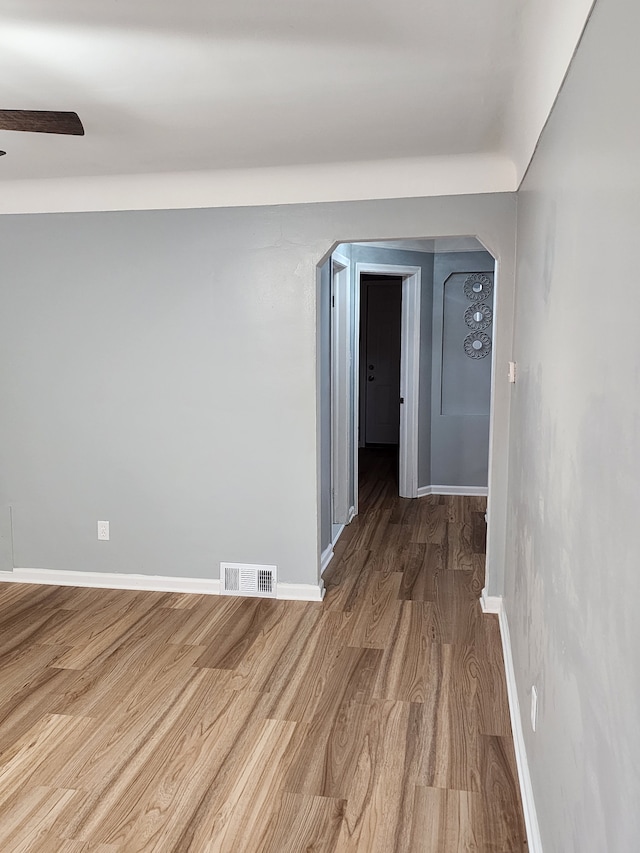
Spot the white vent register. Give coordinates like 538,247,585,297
221,562,277,598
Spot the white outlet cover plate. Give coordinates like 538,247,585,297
97,521,110,540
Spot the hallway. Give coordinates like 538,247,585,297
0,450,525,851
322,447,526,848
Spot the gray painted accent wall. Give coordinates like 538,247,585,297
0,194,515,592
431,252,494,487
507,0,640,848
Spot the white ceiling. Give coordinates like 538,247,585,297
0,0,594,210
0,0,522,179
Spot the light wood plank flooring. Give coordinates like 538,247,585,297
0,448,526,851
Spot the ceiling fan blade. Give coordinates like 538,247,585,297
0,110,84,136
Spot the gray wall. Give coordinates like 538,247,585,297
431,252,494,487
506,0,640,848
0,193,516,593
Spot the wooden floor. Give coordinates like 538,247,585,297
0,448,526,851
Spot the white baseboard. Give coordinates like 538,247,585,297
320,543,334,574
417,484,488,497
0,568,325,602
483,594,543,853
331,525,345,546
480,590,503,614
277,581,325,602
0,567,222,595
328,508,356,556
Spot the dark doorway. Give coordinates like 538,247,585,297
359,274,402,448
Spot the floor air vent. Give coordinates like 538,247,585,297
220,563,277,598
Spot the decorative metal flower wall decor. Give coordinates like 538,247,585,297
464,273,493,302
464,331,492,359
464,302,492,331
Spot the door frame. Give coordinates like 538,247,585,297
354,263,421,503
330,252,352,526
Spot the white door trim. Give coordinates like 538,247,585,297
483,255,499,601
353,272,361,516
354,263,421,499
331,252,351,524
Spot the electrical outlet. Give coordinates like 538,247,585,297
531,685,538,732
508,361,517,383
97,521,109,541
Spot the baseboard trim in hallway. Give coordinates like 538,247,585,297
0,568,325,601
480,591,502,613
320,543,334,573
417,484,488,497
482,594,544,853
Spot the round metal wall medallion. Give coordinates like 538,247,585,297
464,332,492,359
464,273,493,302
464,301,492,331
